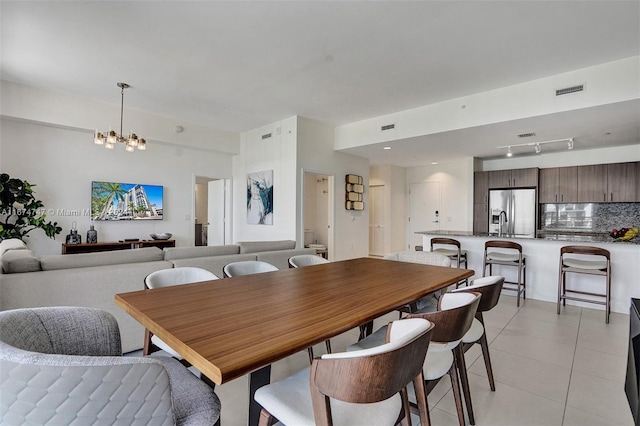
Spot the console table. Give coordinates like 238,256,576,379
61,240,175,254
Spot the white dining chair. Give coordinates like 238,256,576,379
144,267,219,359
223,260,278,277
288,254,329,268
254,318,434,426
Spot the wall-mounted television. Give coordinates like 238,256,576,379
91,181,163,221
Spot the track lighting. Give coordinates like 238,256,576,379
497,137,574,157
567,138,574,150
535,144,541,154
506,147,513,157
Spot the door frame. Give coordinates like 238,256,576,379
300,169,335,261
192,174,232,247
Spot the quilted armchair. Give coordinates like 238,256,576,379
0,307,220,425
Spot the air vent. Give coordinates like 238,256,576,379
261,133,272,140
556,84,584,96
381,124,395,131
517,132,536,138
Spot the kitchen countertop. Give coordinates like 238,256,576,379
416,230,640,245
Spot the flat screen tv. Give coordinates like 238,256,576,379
91,181,163,221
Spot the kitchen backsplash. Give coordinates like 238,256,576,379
540,202,640,233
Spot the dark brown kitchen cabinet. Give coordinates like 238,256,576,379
539,167,577,203
474,172,489,204
577,162,639,202
488,167,538,188
473,203,488,233
607,162,639,202
577,164,608,202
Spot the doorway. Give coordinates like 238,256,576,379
408,181,441,250
369,185,385,256
194,176,230,246
303,172,333,260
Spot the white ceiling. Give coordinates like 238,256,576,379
1,1,639,166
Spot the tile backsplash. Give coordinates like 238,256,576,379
540,202,640,233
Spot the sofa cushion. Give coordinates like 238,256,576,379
1,249,41,273
0,239,27,257
40,247,164,271
238,240,296,254
163,245,240,261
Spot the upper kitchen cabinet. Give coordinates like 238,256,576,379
539,167,577,203
488,167,538,188
474,172,489,204
607,162,639,202
577,162,639,202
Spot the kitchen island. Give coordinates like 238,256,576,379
417,230,639,315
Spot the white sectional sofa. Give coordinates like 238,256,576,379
0,240,315,352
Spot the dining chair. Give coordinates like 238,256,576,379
144,267,219,360
0,307,221,425
288,254,329,268
223,260,278,277
451,275,504,391
288,254,332,362
254,318,435,426
349,292,481,426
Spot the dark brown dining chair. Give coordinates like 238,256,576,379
558,245,611,323
254,318,435,426
452,275,504,391
483,240,526,306
350,292,481,426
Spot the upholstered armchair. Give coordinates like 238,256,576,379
0,307,220,425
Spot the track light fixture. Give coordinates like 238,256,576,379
497,137,574,157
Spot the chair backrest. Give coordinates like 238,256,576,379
384,251,451,267
223,260,278,277
288,254,329,268
452,276,504,313
485,240,522,252
560,245,610,260
0,306,122,356
309,318,434,423
410,292,481,345
145,267,219,289
430,237,461,251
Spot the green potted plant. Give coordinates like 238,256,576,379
0,173,62,242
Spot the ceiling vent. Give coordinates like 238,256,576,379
555,84,584,96
381,124,395,131
517,132,536,138
261,133,272,140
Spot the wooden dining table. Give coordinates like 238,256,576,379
115,256,474,425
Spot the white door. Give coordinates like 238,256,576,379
408,182,441,250
207,180,226,246
369,185,385,256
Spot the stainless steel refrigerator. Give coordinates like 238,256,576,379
488,188,536,236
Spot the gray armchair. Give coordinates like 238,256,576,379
0,307,220,425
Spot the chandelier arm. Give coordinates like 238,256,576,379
120,85,125,140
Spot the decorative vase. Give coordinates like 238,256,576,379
87,225,97,244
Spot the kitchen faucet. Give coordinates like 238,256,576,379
498,210,508,236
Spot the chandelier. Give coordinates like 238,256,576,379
93,82,146,152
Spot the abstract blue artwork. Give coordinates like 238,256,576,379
247,170,273,225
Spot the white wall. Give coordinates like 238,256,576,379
406,158,475,236
369,165,407,255
0,118,233,255
232,117,298,242
194,183,208,225
298,117,370,260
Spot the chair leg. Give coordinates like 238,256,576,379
308,347,315,364
516,262,522,308
399,387,412,426
258,408,276,426
479,331,495,391
448,362,466,426
557,262,563,315
325,339,332,354
606,268,611,324
455,345,475,425
413,373,431,426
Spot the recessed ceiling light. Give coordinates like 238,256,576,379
431,162,438,165
383,146,391,150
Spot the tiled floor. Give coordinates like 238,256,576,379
139,295,635,425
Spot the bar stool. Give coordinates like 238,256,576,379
558,245,611,323
483,240,526,307
431,237,469,287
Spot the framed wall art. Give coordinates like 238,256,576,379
247,170,273,225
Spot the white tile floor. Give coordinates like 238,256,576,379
137,294,635,426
